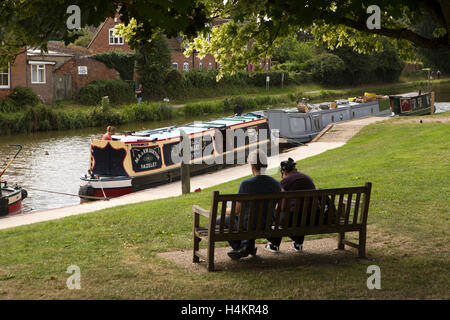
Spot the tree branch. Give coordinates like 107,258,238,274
339,17,449,49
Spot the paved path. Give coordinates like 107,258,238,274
0,116,386,231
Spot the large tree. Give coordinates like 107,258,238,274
1,0,449,74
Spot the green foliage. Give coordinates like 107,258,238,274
0,98,18,113
415,11,450,74
92,51,136,80
122,102,174,122
332,41,405,85
272,36,315,64
183,95,289,117
7,86,40,108
135,35,172,100
73,28,94,48
309,53,346,85
78,79,135,105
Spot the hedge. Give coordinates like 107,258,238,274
78,79,135,105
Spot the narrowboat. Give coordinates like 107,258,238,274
79,113,271,200
389,92,434,116
0,145,27,216
0,183,28,216
266,99,383,143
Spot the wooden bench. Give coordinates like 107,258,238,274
192,182,372,271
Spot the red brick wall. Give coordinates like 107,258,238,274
88,16,133,54
170,51,217,72
27,63,54,103
0,52,27,99
56,57,120,95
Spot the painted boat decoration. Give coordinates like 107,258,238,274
0,183,27,216
389,92,433,116
266,99,383,143
79,113,271,200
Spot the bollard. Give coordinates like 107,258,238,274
180,130,191,194
430,91,435,115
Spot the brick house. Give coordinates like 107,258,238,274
87,15,271,73
0,45,120,103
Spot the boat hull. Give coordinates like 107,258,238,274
0,186,26,216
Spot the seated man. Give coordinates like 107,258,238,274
217,150,281,260
265,158,316,253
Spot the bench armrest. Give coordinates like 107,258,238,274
192,205,210,218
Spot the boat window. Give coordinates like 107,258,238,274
331,115,335,122
340,114,343,120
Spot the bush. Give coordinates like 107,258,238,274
7,86,40,108
309,53,346,85
0,98,18,113
122,102,174,122
78,79,135,105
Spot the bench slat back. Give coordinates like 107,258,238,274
209,183,372,238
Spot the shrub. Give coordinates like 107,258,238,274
310,53,346,85
0,98,18,113
78,79,135,105
7,86,40,108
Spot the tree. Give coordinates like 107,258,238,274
135,34,172,100
1,0,449,76
415,11,450,73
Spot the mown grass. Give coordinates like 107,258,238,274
0,117,449,299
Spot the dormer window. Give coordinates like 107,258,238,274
109,28,124,45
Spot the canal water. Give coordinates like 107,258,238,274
1,83,449,212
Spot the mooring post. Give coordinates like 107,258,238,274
430,91,435,115
180,130,191,194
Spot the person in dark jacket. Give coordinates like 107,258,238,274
217,150,281,260
265,158,316,253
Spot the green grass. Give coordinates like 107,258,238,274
0,117,449,299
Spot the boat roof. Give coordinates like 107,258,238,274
390,92,429,98
111,113,264,142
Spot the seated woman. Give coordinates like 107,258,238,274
265,158,316,253
102,126,116,141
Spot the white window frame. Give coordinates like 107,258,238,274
0,64,10,89
208,62,212,70
199,62,203,70
31,64,46,84
183,62,189,72
109,28,124,45
172,63,178,70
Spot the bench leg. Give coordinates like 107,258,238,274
206,240,215,272
358,229,366,258
193,235,200,263
337,232,345,250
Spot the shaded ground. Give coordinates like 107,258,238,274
158,238,359,273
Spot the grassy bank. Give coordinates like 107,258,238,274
0,116,449,299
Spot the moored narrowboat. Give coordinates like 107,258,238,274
389,92,434,116
266,99,382,143
79,113,271,200
0,183,28,216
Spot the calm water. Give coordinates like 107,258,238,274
0,115,220,212
1,83,449,212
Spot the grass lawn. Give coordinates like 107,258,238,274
0,117,449,299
